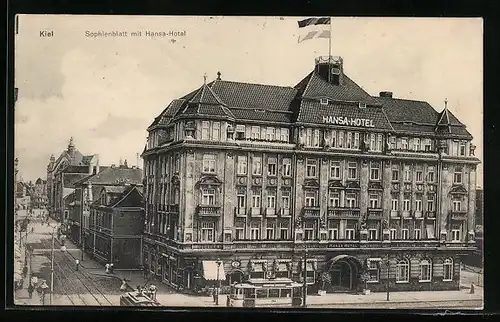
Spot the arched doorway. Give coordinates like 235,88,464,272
226,270,245,285
323,255,363,293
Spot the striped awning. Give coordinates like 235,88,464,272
202,260,226,281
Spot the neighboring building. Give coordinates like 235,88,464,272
141,56,480,294
87,185,144,268
71,161,142,247
16,182,31,209
31,178,48,208
475,188,483,227
46,137,99,225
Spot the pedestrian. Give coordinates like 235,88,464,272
75,259,80,271
31,227,34,233
28,283,34,299
212,288,217,303
105,263,110,274
226,294,230,307
143,266,148,279
109,263,114,274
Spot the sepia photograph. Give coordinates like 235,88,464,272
12,15,483,309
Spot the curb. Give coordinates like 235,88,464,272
307,298,483,307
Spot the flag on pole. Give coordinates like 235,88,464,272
297,17,331,43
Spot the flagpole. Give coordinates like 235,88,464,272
329,17,332,59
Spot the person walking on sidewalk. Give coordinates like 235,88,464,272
109,263,115,274
27,283,34,299
105,263,110,274
75,259,80,271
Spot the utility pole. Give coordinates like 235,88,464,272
50,229,55,305
386,254,390,301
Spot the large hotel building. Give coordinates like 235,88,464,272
141,56,479,294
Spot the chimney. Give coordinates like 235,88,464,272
379,91,393,98
95,154,100,173
124,159,128,168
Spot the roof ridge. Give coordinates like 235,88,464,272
216,79,295,90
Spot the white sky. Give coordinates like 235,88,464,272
14,16,483,186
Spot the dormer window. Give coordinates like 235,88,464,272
358,102,366,109
320,98,329,105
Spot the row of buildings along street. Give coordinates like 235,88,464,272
15,54,483,308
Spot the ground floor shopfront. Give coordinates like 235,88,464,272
141,238,472,295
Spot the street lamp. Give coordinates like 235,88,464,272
48,224,66,305
385,255,390,301
215,258,222,306
302,248,308,307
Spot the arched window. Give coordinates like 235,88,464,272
443,258,453,281
419,259,432,282
396,258,410,283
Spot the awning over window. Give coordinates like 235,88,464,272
202,260,226,281
277,263,289,272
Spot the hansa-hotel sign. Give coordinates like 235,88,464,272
322,116,375,128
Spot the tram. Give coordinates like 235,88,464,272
228,278,303,307
119,290,161,307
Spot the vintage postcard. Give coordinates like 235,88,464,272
13,15,483,309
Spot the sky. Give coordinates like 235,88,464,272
14,16,483,186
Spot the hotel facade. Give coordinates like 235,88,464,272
141,56,479,294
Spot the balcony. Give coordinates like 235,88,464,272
367,208,383,220
402,210,411,219
265,207,277,217
280,208,291,217
426,211,436,219
390,211,401,219
303,206,320,219
197,205,221,217
413,210,424,219
327,207,361,219
450,210,467,220
234,207,247,218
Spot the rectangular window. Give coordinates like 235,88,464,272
415,198,423,212
201,121,210,140
282,158,292,177
354,132,360,149
396,261,410,283
403,165,411,182
376,134,383,151
251,126,260,140
252,191,261,208
451,229,461,241
280,128,289,142
390,229,397,240
390,136,397,149
453,199,462,212
424,138,432,151
328,221,339,240
416,166,423,182
235,125,246,140
370,162,380,181
348,162,357,180
279,221,289,240
414,138,420,151
266,221,276,239
237,192,246,214
460,141,467,156
330,161,341,179
237,156,247,175
401,228,409,240
250,222,260,240
260,127,267,140
306,128,312,146
306,159,317,178
370,133,376,151
414,229,422,240
391,199,399,213
392,164,399,181
454,167,463,184
369,194,379,209
345,229,355,240
281,190,291,210
368,229,378,240
267,157,277,176
313,129,320,147
212,122,220,140
252,156,262,175
304,222,315,240
267,191,276,209
346,132,352,149
202,154,216,173
201,188,216,206
443,260,453,281
331,130,337,148
427,194,435,212
305,192,316,207
401,138,408,150
201,222,215,242
266,127,275,141
427,166,435,182
328,191,340,208
346,193,357,208
338,131,344,148
235,224,245,240
403,198,410,211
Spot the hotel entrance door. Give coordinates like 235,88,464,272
328,260,357,293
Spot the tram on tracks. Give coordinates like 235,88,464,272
228,278,303,308
120,289,161,307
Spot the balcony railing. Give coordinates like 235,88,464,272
327,207,361,219
251,207,262,217
197,205,221,217
265,207,277,217
280,208,291,217
450,210,467,220
367,208,383,219
402,210,411,218
413,210,424,219
234,207,247,218
303,207,321,218
390,211,401,219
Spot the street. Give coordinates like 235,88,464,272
14,209,484,309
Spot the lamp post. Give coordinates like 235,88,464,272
385,255,390,301
215,258,221,306
302,248,308,307
49,224,66,305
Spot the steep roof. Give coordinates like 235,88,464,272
84,166,143,185
109,185,144,208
